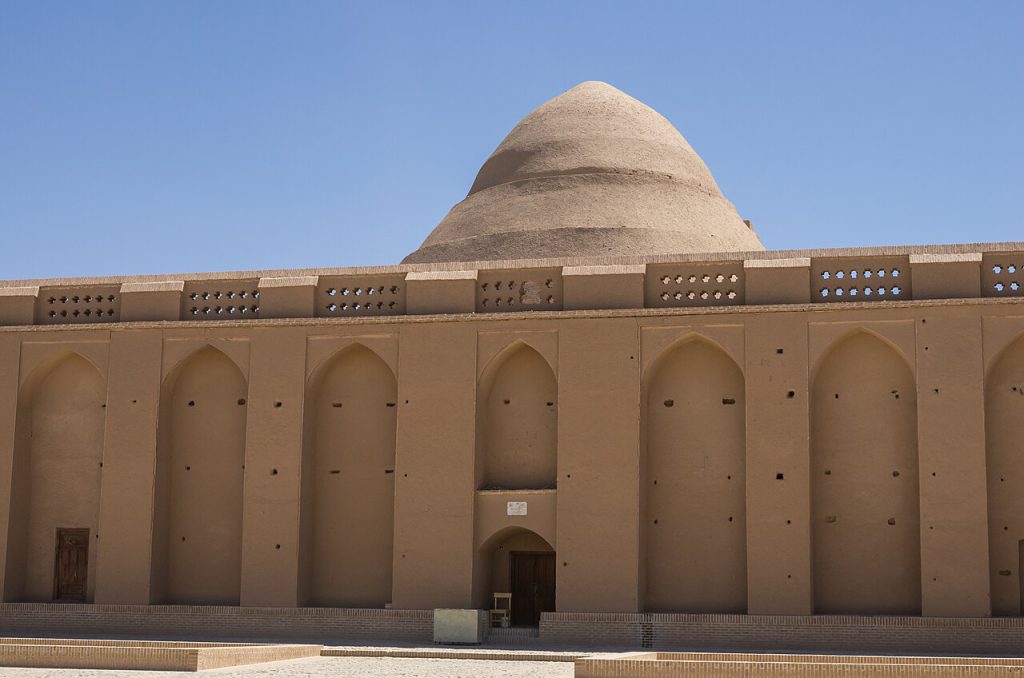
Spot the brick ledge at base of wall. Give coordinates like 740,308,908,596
2,605,1024,656
0,604,432,644
540,612,1024,655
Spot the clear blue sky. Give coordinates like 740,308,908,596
1,1,1021,279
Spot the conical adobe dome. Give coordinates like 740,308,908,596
403,81,764,264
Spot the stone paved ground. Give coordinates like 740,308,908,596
0,656,577,677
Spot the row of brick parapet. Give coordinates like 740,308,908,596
0,246,1021,326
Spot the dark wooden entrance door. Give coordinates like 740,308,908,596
510,551,555,626
53,528,89,602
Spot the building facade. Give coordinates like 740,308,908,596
0,83,1023,645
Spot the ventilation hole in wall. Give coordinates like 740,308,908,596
776,473,784,480
181,537,186,542
825,516,837,523
787,391,796,398
274,401,283,408
1005,526,1009,531
563,562,568,567
834,393,840,399
237,398,246,406
99,462,103,468
187,400,195,407
566,474,571,479
933,388,940,394
271,468,279,475
653,519,659,525
888,518,896,525
999,570,1012,576
932,472,937,477
663,400,674,407
722,398,736,405
824,470,831,475
275,544,281,550
726,475,731,480
787,574,792,579
728,516,733,522
384,469,394,474
386,402,396,407
929,526,934,530
652,480,657,485
329,470,340,474
332,402,343,408
185,466,191,471
786,520,792,525
892,470,900,477
503,399,511,405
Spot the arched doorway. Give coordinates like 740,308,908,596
4,353,106,603
474,527,555,627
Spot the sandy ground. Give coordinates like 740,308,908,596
0,655,577,677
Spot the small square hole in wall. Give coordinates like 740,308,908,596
776,473,784,480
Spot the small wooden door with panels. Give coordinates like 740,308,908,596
53,528,89,602
510,551,555,626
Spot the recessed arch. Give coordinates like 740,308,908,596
642,332,743,386
472,526,556,624
642,336,746,613
812,330,921,614
151,345,247,604
4,352,106,602
476,342,557,490
986,333,1024,615
299,343,397,607
811,326,914,384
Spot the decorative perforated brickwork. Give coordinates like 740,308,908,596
317,275,406,316
182,281,260,319
983,254,1024,297
645,263,744,308
812,257,911,302
476,269,563,312
37,288,120,324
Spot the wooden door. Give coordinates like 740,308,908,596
510,551,555,626
53,528,89,602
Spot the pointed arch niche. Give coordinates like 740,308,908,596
642,336,746,613
150,346,247,605
811,331,920,615
4,353,106,602
476,343,557,490
986,334,1024,616
299,344,397,607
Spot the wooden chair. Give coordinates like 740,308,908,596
490,592,512,627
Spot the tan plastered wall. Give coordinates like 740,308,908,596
0,276,1021,618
